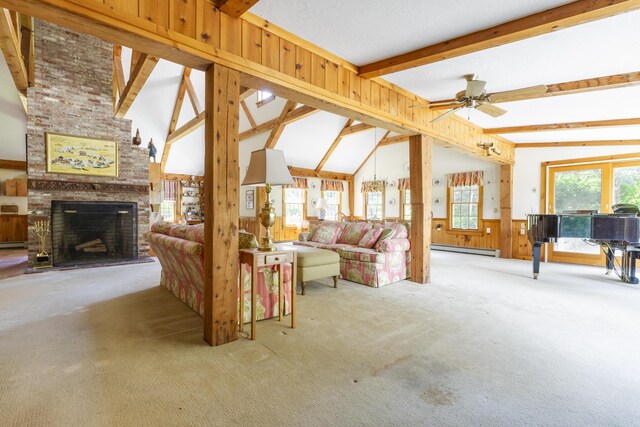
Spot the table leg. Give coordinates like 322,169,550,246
291,254,296,329
251,259,257,340
278,264,283,321
239,262,244,332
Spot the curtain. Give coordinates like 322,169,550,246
284,177,309,189
321,179,344,192
162,180,178,201
446,171,484,187
361,180,386,193
397,178,410,191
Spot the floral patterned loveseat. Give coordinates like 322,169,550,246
295,221,410,287
146,222,291,322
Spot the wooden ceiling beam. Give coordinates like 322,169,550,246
240,100,257,128
161,67,191,173
263,100,297,149
0,8,28,110
340,123,374,137
167,111,206,145
216,0,260,18
429,71,640,106
353,130,391,177
358,0,640,79
184,73,201,114
315,119,353,172
113,45,126,97
114,52,158,118
515,140,640,148
288,166,352,182
485,118,640,134
378,135,410,146
240,87,257,101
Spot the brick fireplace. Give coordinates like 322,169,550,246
26,20,149,264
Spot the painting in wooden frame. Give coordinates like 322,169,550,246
45,133,118,177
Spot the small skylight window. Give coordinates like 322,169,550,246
256,90,275,107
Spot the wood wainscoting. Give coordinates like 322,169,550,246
512,219,532,260
1,215,28,243
239,216,301,243
431,218,500,250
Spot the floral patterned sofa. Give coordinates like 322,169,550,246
295,221,410,287
146,222,291,322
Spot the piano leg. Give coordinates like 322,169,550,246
629,251,638,285
605,246,614,275
532,242,541,280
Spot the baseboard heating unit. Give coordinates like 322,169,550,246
432,244,500,258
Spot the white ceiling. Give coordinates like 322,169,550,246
249,0,575,65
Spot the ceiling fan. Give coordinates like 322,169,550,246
412,74,548,123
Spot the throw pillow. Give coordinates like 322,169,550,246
358,227,383,248
239,231,259,249
311,222,344,244
374,227,395,250
337,222,371,245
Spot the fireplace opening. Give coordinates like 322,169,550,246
51,201,138,267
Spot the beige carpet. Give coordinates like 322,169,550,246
1,252,639,426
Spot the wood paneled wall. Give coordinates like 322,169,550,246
431,218,500,250
1,215,27,242
512,219,532,260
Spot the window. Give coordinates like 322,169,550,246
160,200,176,222
322,190,342,221
283,188,306,227
449,185,481,230
365,191,384,220
256,90,275,107
400,189,411,221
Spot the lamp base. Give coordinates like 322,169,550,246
258,184,277,252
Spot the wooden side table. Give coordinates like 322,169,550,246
239,248,297,340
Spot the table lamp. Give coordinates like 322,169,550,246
242,149,294,251
316,198,328,221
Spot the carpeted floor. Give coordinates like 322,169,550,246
0,248,27,281
1,252,639,426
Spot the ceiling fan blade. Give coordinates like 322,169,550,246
488,84,549,103
465,79,487,97
429,102,464,111
431,105,465,123
408,103,430,109
476,103,507,118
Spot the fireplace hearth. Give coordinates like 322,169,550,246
51,201,138,267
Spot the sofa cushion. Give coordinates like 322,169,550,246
337,222,372,245
358,226,383,248
374,228,395,250
337,247,385,264
311,221,347,244
293,241,327,249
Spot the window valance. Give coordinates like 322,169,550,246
446,171,484,187
284,177,308,189
361,180,386,193
397,178,411,191
162,181,178,201
321,179,344,192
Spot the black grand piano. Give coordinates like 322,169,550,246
527,204,640,284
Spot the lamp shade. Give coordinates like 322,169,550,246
242,149,294,186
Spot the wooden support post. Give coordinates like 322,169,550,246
500,164,513,259
409,134,432,284
203,63,240,346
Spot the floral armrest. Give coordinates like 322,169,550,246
298,232,311,242
375,238,410,253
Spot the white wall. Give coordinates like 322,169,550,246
238,134,351,218
513,145,640,219
353,142,501,219
0,56,27,162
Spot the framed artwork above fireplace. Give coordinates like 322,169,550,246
45,132,118,177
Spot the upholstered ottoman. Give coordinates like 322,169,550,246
281,245,340,295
